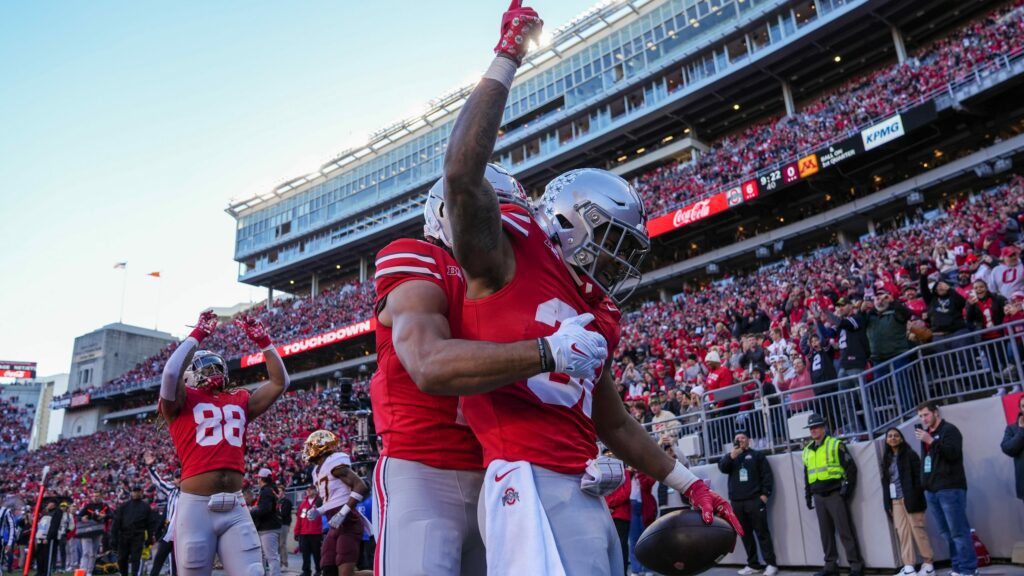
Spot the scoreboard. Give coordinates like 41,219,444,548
0,360,36,379
647,101,937,238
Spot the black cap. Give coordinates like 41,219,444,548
804,413,827,429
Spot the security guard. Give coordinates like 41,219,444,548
112,485,156,576
802,413,863,576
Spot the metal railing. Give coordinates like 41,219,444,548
642,320,1024,463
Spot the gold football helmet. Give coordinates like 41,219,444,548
303,430,340,462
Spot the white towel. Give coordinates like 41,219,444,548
483,460,566,576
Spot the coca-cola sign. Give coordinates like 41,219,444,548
649,193,730,237
240,318,377,368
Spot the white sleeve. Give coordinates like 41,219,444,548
161,337,198,402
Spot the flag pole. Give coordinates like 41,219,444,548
22,465,49,576
119,264,128,324
155,274,162,331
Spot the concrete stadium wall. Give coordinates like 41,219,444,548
690,395,1024,568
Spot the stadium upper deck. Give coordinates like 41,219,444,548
228,0,1010,294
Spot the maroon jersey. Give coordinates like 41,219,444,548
168,386,250,480
370,238,483,470
460,205,622,474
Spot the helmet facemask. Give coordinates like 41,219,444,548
185,351,228,392
557,201,649,304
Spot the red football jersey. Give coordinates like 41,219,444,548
370,238,484,470
168,386,251,480
460,205,622,474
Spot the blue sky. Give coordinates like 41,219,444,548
0,1,593,379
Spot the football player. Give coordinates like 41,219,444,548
440,2,743,574
370,165,610,576
159,310,289,576
302,431,369,576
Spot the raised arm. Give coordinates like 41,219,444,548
442,1,541,292
236,314,290,420
383,279,607,395
592,360,743,535
159,310,217,422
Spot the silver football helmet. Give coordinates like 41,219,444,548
536,168,650,304
184,350,228,391
423,163,531,247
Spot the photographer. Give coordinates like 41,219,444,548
718,430,778,576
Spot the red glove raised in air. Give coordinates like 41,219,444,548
684,479,745,537
189,310,218,344
235,314,273,349
494,0,543,65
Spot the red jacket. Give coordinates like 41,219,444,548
294,496,323,536
605,470,656,526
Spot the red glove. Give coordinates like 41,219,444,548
683,479,744,537
494,0,543,65
235,314,273,349
189,310,218,343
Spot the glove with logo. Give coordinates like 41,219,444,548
494,0,543,65
544,313,608,380
235,314,273,349
581,456,626,496
684,479,745,537
189,310,219,344
304,508,320,521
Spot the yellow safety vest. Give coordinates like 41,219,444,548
803,436,845,484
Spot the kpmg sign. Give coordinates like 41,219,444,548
861,114,905,151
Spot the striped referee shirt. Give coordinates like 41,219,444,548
148,466,180,542
0,505,15,548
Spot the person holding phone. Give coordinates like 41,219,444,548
1000,395,1024,503
719,430,778,576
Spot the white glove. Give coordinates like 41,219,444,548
544,313,608,380
304,508,319,521
581,456,626,496
328,505,351,529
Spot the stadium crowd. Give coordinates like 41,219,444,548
633,0,1024,216
0,398,32,463
612,176,1024,423
0,386,364,506
52,280,376,402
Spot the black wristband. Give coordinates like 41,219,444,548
538,338,552,372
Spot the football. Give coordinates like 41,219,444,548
634,509,737,576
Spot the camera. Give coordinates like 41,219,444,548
914,424,924,431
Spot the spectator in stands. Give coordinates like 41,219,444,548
919,270,969,347
1000,394,1024,503
881,428,934,576
649,398,680,439
718,429,778,576
802,413,863,576
825,298,871,388
915,402,976,576
740,335,769,375
992,246,1024,301
967,279,1006,340
294,486,323,576
807,333,838,389
866,290,914,412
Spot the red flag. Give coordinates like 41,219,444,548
148,271,161,278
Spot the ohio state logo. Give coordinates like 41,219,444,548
502,487,520,507
671,199,713,228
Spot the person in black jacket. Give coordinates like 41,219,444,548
824,298,870,387
35,500,62,576
112,486,155,576
78,492,110,576
277,487,293,570
881,428,934,576
252,469,282,576
1000,394,1024,502
919,270,971,382
718,430,777,575
915,402,977,576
